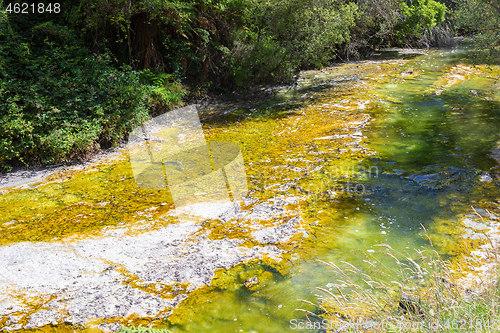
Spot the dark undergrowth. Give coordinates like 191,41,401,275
0,0,498,170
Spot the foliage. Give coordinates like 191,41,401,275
75,0,450,86
140,69,187,114
1,0,491,170
394,0,447,44
454,0,500,63
343,0,403,58
341,0,448,59
80,0,244,86
0,6,151,169
230,0,358,85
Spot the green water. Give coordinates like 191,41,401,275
162,50,500,332
1,48,499,332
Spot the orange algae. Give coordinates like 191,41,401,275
0,158,176,245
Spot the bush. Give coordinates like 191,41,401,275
230,0,358,85
80,0,244,88
0,9,151,169
140,69,187,115
394,0,447,45
454,0,500,63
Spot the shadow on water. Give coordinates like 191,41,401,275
370,48,425,61
201,48,430,128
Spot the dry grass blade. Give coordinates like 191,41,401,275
317,302,331,314
316,287,339,299
345,269,360,275
363,260,377,269
386,252,402,265
391,280,403,290
317,259,344,275
407,257,423,275
341,261,362,272
471,205,485,221
420,223,433,247
299,299,317,307
317,296,336,307
362,279,377,288
312,229,500,333
295,308,317,317
373,243,394,251
358,271,373,280
336,285,348,302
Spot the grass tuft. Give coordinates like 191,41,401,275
303,243,500,332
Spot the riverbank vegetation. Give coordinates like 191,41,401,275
0,0,498,170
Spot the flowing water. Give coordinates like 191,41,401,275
1,47,500,332
162,48,500,332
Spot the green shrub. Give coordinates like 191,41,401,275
140,69,187,113
230,0,358,85
395,0,447,45
454,0,500,63
0,9,151,169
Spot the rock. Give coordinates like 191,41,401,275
463,218,489,230
0,214,290,331
398,292,424,317
2,219,17,226
405,166,479,192
480,171,492,182
490,146,500,164
243,277,259,290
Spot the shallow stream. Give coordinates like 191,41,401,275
1,46,499,332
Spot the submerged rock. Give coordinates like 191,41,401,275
243,277,259,290
480,171,493,182
405,166,480,191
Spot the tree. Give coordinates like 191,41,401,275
395,0,447,44
230,0,358,85
455,0,500,63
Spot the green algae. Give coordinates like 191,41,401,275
163,258,295,333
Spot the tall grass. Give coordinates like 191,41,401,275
299,242,500,332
